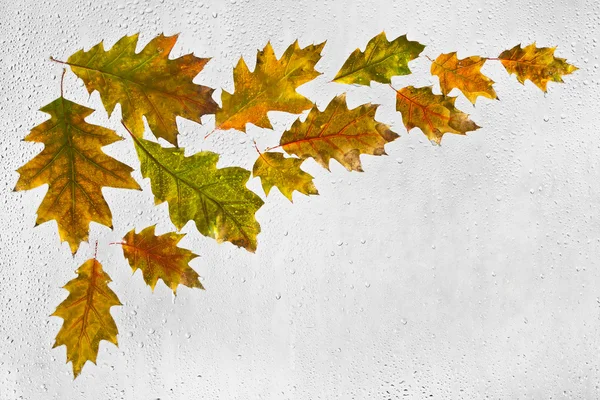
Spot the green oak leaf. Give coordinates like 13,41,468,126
333,32,425,86
130,133,263,252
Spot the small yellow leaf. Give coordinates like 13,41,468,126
252,152,318,202
430,52,497,104
334,32,425,85
52,258,121,378
14,98,140,254
498,43,578,92
215,40,325,132
121,226,203,293
66,33,218,146
280,94,398,172
395,86,480,144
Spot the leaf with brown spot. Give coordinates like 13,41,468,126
65,33,218,146
14,98,140,254
430,52,498,104
395,86,480,144
252,152,318,202
215,40,325,132
120,225,203,293
279,94,398,171
52,257,121,378
497,43,578,92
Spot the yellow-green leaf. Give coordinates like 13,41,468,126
430,52,497,104
497,43,578,92
52,258,121,378
333,32,425,86
279,94,398,171
121,225,203,293
14,98,140,254
252,152,318,202
215,40,325,132
395,86,480,144
66,33,218,146
130,132,263,252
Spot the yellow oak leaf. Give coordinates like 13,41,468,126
129,129,263,252
120,225,203,293
333,32,425,85
497,43,578,92
14,98,140,254
395,86,480,144
430,52,498,104
52,257,121,378
65,34,218,146
215,40,325,132
252,152,318,202
279,94,398,172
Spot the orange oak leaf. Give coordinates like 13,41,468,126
430,52,498,104
14,98,140,254
64,33,218,146
395,86,480,144
279,94,398,172
497,43,578,92
120,225,203,293
52,257,121,378
215,40,325,132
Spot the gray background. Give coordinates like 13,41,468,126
0,0,598,398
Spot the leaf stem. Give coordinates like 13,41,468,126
121,120,135,138
49,56,69,66
253,139,275,168
387,83,400,94
252,139,263,156
263,144,282,152
204,127,217,140
60,68,66,98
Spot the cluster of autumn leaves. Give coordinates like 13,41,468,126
14,32,576,378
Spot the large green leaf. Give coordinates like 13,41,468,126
130,133,263,252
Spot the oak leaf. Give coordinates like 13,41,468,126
52,257,121,378
14,98,140,254
65,33,218,146
395,86,479,144
430,52,497,104
252,152,318,202
215,40,325,132
121,225,203,293
497,43,578,92
129,130,263,252
279,94,398,172
333,32,425,85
